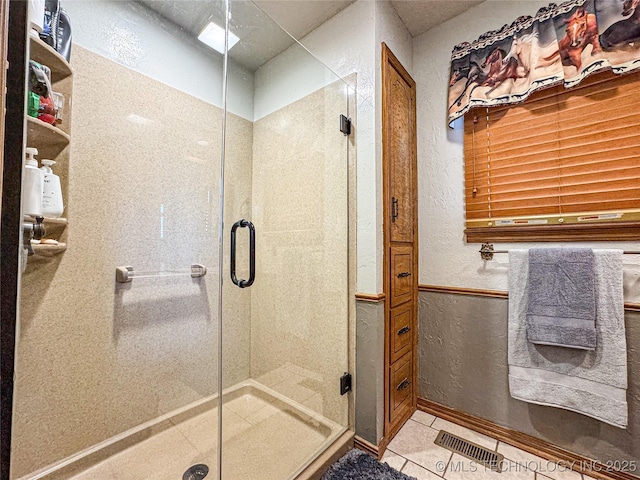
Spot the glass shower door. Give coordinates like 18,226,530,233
219,2,351,478
11,1,227,479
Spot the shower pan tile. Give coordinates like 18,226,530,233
104,422,201,480
225,392,274,419
221,409,327,480
141,449,213,480
301,392,324,413
244,403,281,425
171,406,252,454
64,460,118,480
55,384,339,480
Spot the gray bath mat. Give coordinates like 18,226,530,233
322,449,416,480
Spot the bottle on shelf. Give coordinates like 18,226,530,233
40,159,64,217
22,147,44,217
27,0,45,34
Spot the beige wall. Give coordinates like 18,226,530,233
249,81,350,427
12,46,253,477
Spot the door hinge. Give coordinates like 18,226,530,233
339,114,351,136
340,372,352,395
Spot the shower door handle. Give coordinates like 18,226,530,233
230,219,255,288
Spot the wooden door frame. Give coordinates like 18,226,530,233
381,42,418,448
1,1,28,478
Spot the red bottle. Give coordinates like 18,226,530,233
38,95,56,124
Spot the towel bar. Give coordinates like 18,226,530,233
115,264,207,283
479,243,640,261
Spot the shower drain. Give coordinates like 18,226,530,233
183,464,209,480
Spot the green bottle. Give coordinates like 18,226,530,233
27,92,40,118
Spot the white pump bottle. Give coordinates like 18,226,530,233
40,159,64,217
22,147,44,217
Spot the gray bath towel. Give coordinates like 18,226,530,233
526,248,596,350
508,249,627,428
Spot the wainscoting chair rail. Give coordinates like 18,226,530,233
479,243,640,261
115,264,207,283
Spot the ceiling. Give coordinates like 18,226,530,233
255,0,487,40
390,0,485,37
139,0,485,71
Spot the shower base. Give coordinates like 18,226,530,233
27,380,344,480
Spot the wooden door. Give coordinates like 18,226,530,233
382,42,418,449
387,66,414,243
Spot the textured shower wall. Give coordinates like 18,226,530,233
12,46,252,478
249,81,349,427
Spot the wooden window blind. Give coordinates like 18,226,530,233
464,70,640,243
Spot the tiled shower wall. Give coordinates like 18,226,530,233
12,46,253,477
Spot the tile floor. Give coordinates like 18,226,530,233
381,411,600,480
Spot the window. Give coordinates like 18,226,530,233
464,70,640,243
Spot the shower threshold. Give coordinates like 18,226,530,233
24,380,345,480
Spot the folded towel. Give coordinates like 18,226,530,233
526,248,596,350
508,249,628,428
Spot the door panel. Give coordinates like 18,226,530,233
220,3,351,478
388,66,414,243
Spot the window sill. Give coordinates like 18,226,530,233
465,222,640,243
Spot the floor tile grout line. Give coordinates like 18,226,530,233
411,417,436,428
401,459,447,479
409,412,438,429
443,451,453,479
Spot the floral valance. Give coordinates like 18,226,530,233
448,0,640,126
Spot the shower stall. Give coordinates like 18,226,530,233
6,1,353,479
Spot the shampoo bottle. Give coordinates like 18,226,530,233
40,159,64,217
22,147,44,217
